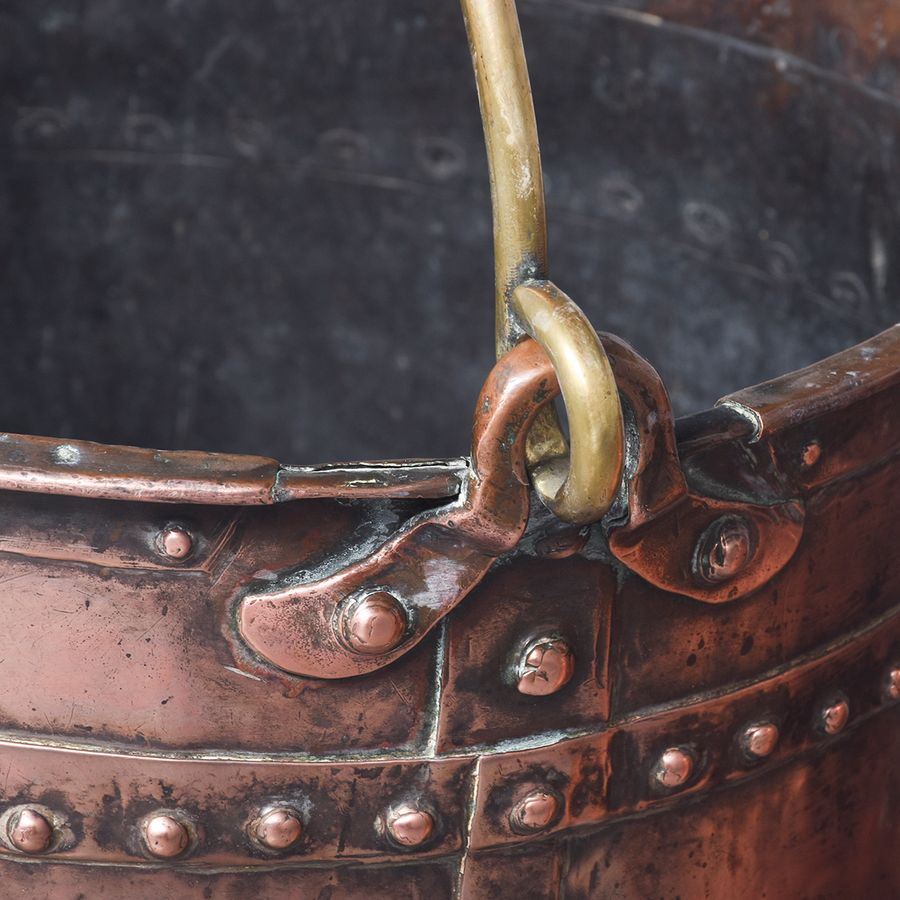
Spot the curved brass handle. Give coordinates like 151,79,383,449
460,0,548,356
462,0,624,523
513,281,625,524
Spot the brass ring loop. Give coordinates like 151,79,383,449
513,281,625,525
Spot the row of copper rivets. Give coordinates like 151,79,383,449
652,690,859,791
4,670,896,858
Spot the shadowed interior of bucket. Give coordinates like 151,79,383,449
2,0,898,463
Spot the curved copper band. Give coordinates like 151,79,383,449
0,602,896,867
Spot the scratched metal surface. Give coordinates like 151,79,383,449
1,0,898,462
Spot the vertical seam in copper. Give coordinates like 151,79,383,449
455,755,483,899
424,621,449,758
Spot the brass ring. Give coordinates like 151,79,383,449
462,2,623,522
513,281,625,525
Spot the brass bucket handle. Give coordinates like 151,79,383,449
513,282,624,524
461,0,624,523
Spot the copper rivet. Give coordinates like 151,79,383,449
654,747,694,789
384,804,435,848
820,698,850,736
340,591,407,655
253,807,303,851
741,722,779,760
516,638,575,696
696,517,753,583
8,809,53,854
509,790,559,834
142,814,191,859
801,440,821,468
886,668,900,701
158,525,193,560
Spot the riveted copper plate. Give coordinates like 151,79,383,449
466,601,900,850
0,497,439,753
435,554,615,752
0,598,893,869
0,744,474,867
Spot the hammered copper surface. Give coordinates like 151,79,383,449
2,1,900,897
0,324,893,895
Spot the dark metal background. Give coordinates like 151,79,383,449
1,0,898,462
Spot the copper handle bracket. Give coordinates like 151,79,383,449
237,339,560,678
601,333,806,603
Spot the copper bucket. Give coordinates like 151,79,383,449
1,1,899,896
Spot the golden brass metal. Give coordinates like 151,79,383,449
462,2,624,521
459,0,548,356
513,281,625,524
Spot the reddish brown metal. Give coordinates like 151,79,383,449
436,554,616,751
801,440,822,469
652,747,695,790
141,813,193,860
0,597,888,870
0,2,898,895
887,667,900,702
532,526,589,559
602,333,806,603
740,722,780,761
7,809,53,855
237,339,560,678
381,804,436,849
694,516,753,584
0,433,466,504
250,808,304,852
156,524,194,560
819,697,851,736
337,591,408,655
508,790,560,834
516,638,575,697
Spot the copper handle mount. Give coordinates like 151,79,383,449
238,339,561,678
235,2,626,677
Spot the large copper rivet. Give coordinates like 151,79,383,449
383,804,435,849
339,591,407,655
8,809,53,854
142,814,191,859
516,638,575,696
695,517,753,583
653,747,694,789
252,807,303,851
819,698,850,736
886,668,900,701
741,722,779,760
157,525,194,560
509,790,560,834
